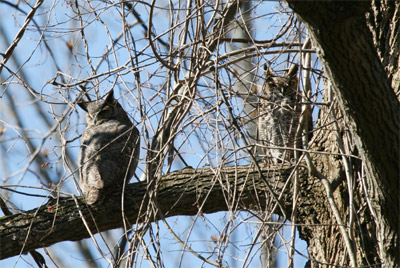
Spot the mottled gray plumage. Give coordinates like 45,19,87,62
258,64,299,163
78,90,140,204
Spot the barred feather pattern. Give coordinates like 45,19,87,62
258,65,300,164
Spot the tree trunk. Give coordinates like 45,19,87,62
287,1,400,266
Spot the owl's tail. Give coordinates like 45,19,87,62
85,188,100,205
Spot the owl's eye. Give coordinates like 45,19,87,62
98,105,112,115
289,80,297,87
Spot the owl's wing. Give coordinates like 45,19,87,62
81,165,104,204
88,125,140,188
79,128,106,204
79,123,140,204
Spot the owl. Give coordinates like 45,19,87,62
78,89,140,205
258,64,300,164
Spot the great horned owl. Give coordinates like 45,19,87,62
78,89,140,205
258,64,300,164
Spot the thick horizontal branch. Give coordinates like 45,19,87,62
0,165,303,260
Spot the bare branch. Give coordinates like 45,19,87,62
0,0,44,75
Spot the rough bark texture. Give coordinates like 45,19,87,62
0,165,305,260
287,1,400,266
302,90,380,267
367,0,400,95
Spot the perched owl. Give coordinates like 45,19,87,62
78,89,140,205
258,64,300,164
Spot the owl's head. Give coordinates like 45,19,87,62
263,64,299,97
78,89,131,126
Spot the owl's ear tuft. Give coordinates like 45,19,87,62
286,64,298,78
264,63,274,78
104,89,115,104
78,101,89,112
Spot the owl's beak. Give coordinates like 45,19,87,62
93,114,102,125
88,113,101,125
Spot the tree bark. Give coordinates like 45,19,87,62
287,1,400,266
0,165,305,260
367,0,400,92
